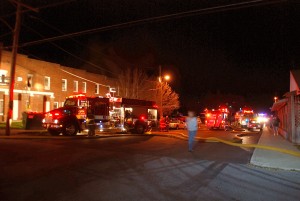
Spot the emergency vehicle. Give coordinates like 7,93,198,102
205,106,229,130
235,107,254,128
42,94,158,136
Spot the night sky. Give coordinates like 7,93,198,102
1,0,300,112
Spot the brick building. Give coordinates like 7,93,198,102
0,50,117,121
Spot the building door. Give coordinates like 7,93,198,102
46,101,50,112
13,100,18,120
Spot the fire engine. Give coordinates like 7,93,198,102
42,94,158,136
205,106,229,130
235,107,254,128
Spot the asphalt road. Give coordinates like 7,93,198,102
0,132,300,201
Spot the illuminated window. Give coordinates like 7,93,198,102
53,102,59,109
0,99,4,115
44,76,50,90
82,82,87,93
26,100,30,110
0,70,7,83
73,81,78,92
27,74,33,87
95,84,99,94
62,79,67,91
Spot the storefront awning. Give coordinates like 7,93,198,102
271,98,288,111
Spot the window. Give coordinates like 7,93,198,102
0,100,4,115
73,81,78,92
53,102,59,109
26,101,30,110
44,76,50,90
82,82,87,93
95,84,99,94
0,70,7,83
61,102,65,107
62,79,67,91
65,99,77,106
27,74,33,88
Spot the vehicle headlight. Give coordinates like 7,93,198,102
54,119,59,124
42,119,46,123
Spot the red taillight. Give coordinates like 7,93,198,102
140,115,145,120
48,112,61,117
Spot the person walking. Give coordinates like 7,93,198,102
186,111,198,152
273,116,280,136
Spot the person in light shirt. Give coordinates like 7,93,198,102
186,111,198,152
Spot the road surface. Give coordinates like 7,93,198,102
0,131,299,201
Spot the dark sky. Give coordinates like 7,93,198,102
1,0,300,112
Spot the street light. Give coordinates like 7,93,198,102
274,96,278,103
159,74,171,118
164,75,170,81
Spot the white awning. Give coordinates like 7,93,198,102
271,98,288,111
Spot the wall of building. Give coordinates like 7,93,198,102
290,72,299,92
0,50,117,121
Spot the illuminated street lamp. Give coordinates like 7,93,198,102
274,96,278,103
164,75,170,81
159,72,171,118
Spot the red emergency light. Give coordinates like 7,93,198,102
67,94,86,99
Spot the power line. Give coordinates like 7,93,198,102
27,15,108,58
0,31,12,39
21,23,118,76
3,0,286,49
1,0,78,19
0,17,14,30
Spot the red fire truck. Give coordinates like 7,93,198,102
235,107,254,128
205,106,229,130
43,94,158,136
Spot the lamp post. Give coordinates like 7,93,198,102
158,65,170,118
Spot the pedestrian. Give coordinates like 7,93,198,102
186,111,198,152
273,115,280,136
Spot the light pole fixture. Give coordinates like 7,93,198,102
159,73,171,118
164,75,170,81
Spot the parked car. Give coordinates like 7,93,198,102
247,119,263,131
169,120,186,129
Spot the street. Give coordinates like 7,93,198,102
1,130,300,201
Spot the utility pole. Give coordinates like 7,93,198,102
5,0,38,136
159,65,163,118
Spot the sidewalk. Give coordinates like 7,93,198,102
250,128,300,171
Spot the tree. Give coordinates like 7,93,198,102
117,67,180,116
117,67,154,100
156,82,180,116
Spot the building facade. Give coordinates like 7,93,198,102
0,50,117,121
272,70,300,144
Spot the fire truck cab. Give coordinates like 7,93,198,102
205,106,229,130
43,94,110,136
235,107,254,128
43,94,158,135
